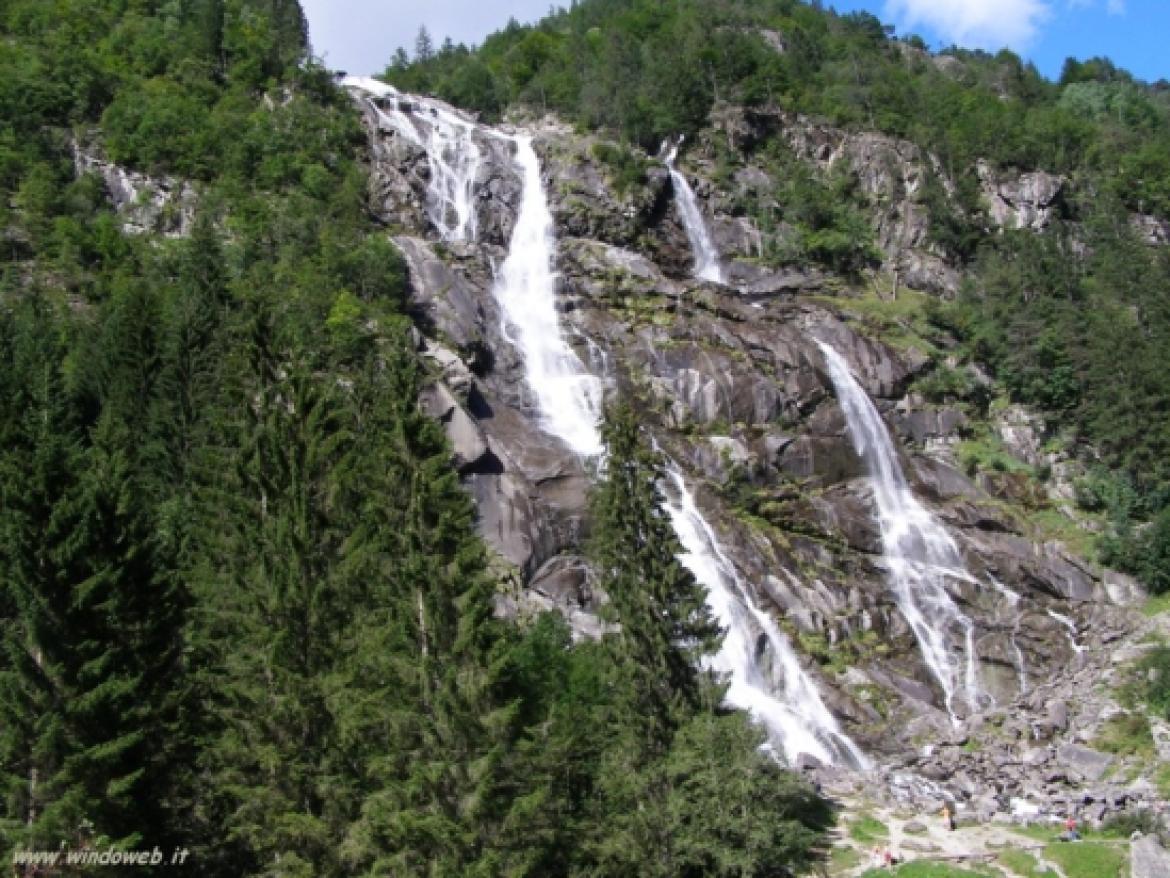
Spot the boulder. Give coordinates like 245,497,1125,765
1056,744,1113,783
1132,834,1170,878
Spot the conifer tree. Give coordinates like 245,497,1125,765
0,299,190,856
589,403,722,751
334,341,504,876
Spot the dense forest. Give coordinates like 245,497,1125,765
5,0,1170,874
0,1,831,874
389,0,1170,595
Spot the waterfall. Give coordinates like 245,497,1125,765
344,76,482,242
662,466,869,768
989,577,1028,696
817,341,983,720
493,136,606,457
662,140,725,284
347,78,865,767
1047,610,1084,657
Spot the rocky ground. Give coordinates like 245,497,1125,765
826,798,1170,878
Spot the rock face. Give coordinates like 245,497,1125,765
975,160,1066,231
351,85,1149,788
708,104,961,295
72,141,195,237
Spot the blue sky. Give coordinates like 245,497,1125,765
301,0,1170,83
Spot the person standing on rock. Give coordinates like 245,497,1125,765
942,802,956,831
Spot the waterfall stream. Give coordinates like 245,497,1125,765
817,341,984,720
345,76,482,242
1048,610,1084,657
492,136,607,456
344,78,865,766
662,466,869,767
989,578,1028,696
662,140,725,284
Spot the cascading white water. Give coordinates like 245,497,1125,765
817,341,983,721
989,577,1028,696
344,76,481,242
662,466,869,768
1047,609,1084,657
662,140,725,284
493,136,606,456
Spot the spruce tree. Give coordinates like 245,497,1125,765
0,299,190,857
589,403,722,751
334,341,504,876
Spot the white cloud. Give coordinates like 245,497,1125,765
883,0,1052,50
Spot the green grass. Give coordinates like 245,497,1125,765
1155,762,1170,798
997,848,1058,878
848,813,891,843
1144,590,1170,617
860,862,994,878
808,288,943,356
1026,506,1100,561
829,845,862,874
955,436,1035,479
1012,824,1063,843
1043,842,1127,878
1095,711,1155,758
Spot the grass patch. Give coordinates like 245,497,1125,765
848,813,890,843
808,288,943,357
1043,842,1127,878
1026,506,1100,561
997,848,1058,878
956,435,1034,478
1155,762,1170,798
1095,711,1155,758
829,845,862,874
1143,590,1170,617
1012,824,1063,843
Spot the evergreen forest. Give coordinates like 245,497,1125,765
2,1,1170,876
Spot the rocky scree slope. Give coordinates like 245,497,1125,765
342,83,1158,820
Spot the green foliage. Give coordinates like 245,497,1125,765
1094,712,1155,758
590,403,723,748
847,814,890,843
590,141,648,195
1142,646,1170,719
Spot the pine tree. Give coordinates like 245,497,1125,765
334,341,504,876
589,403,722,752
414,26,434,64
0,298,190,857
